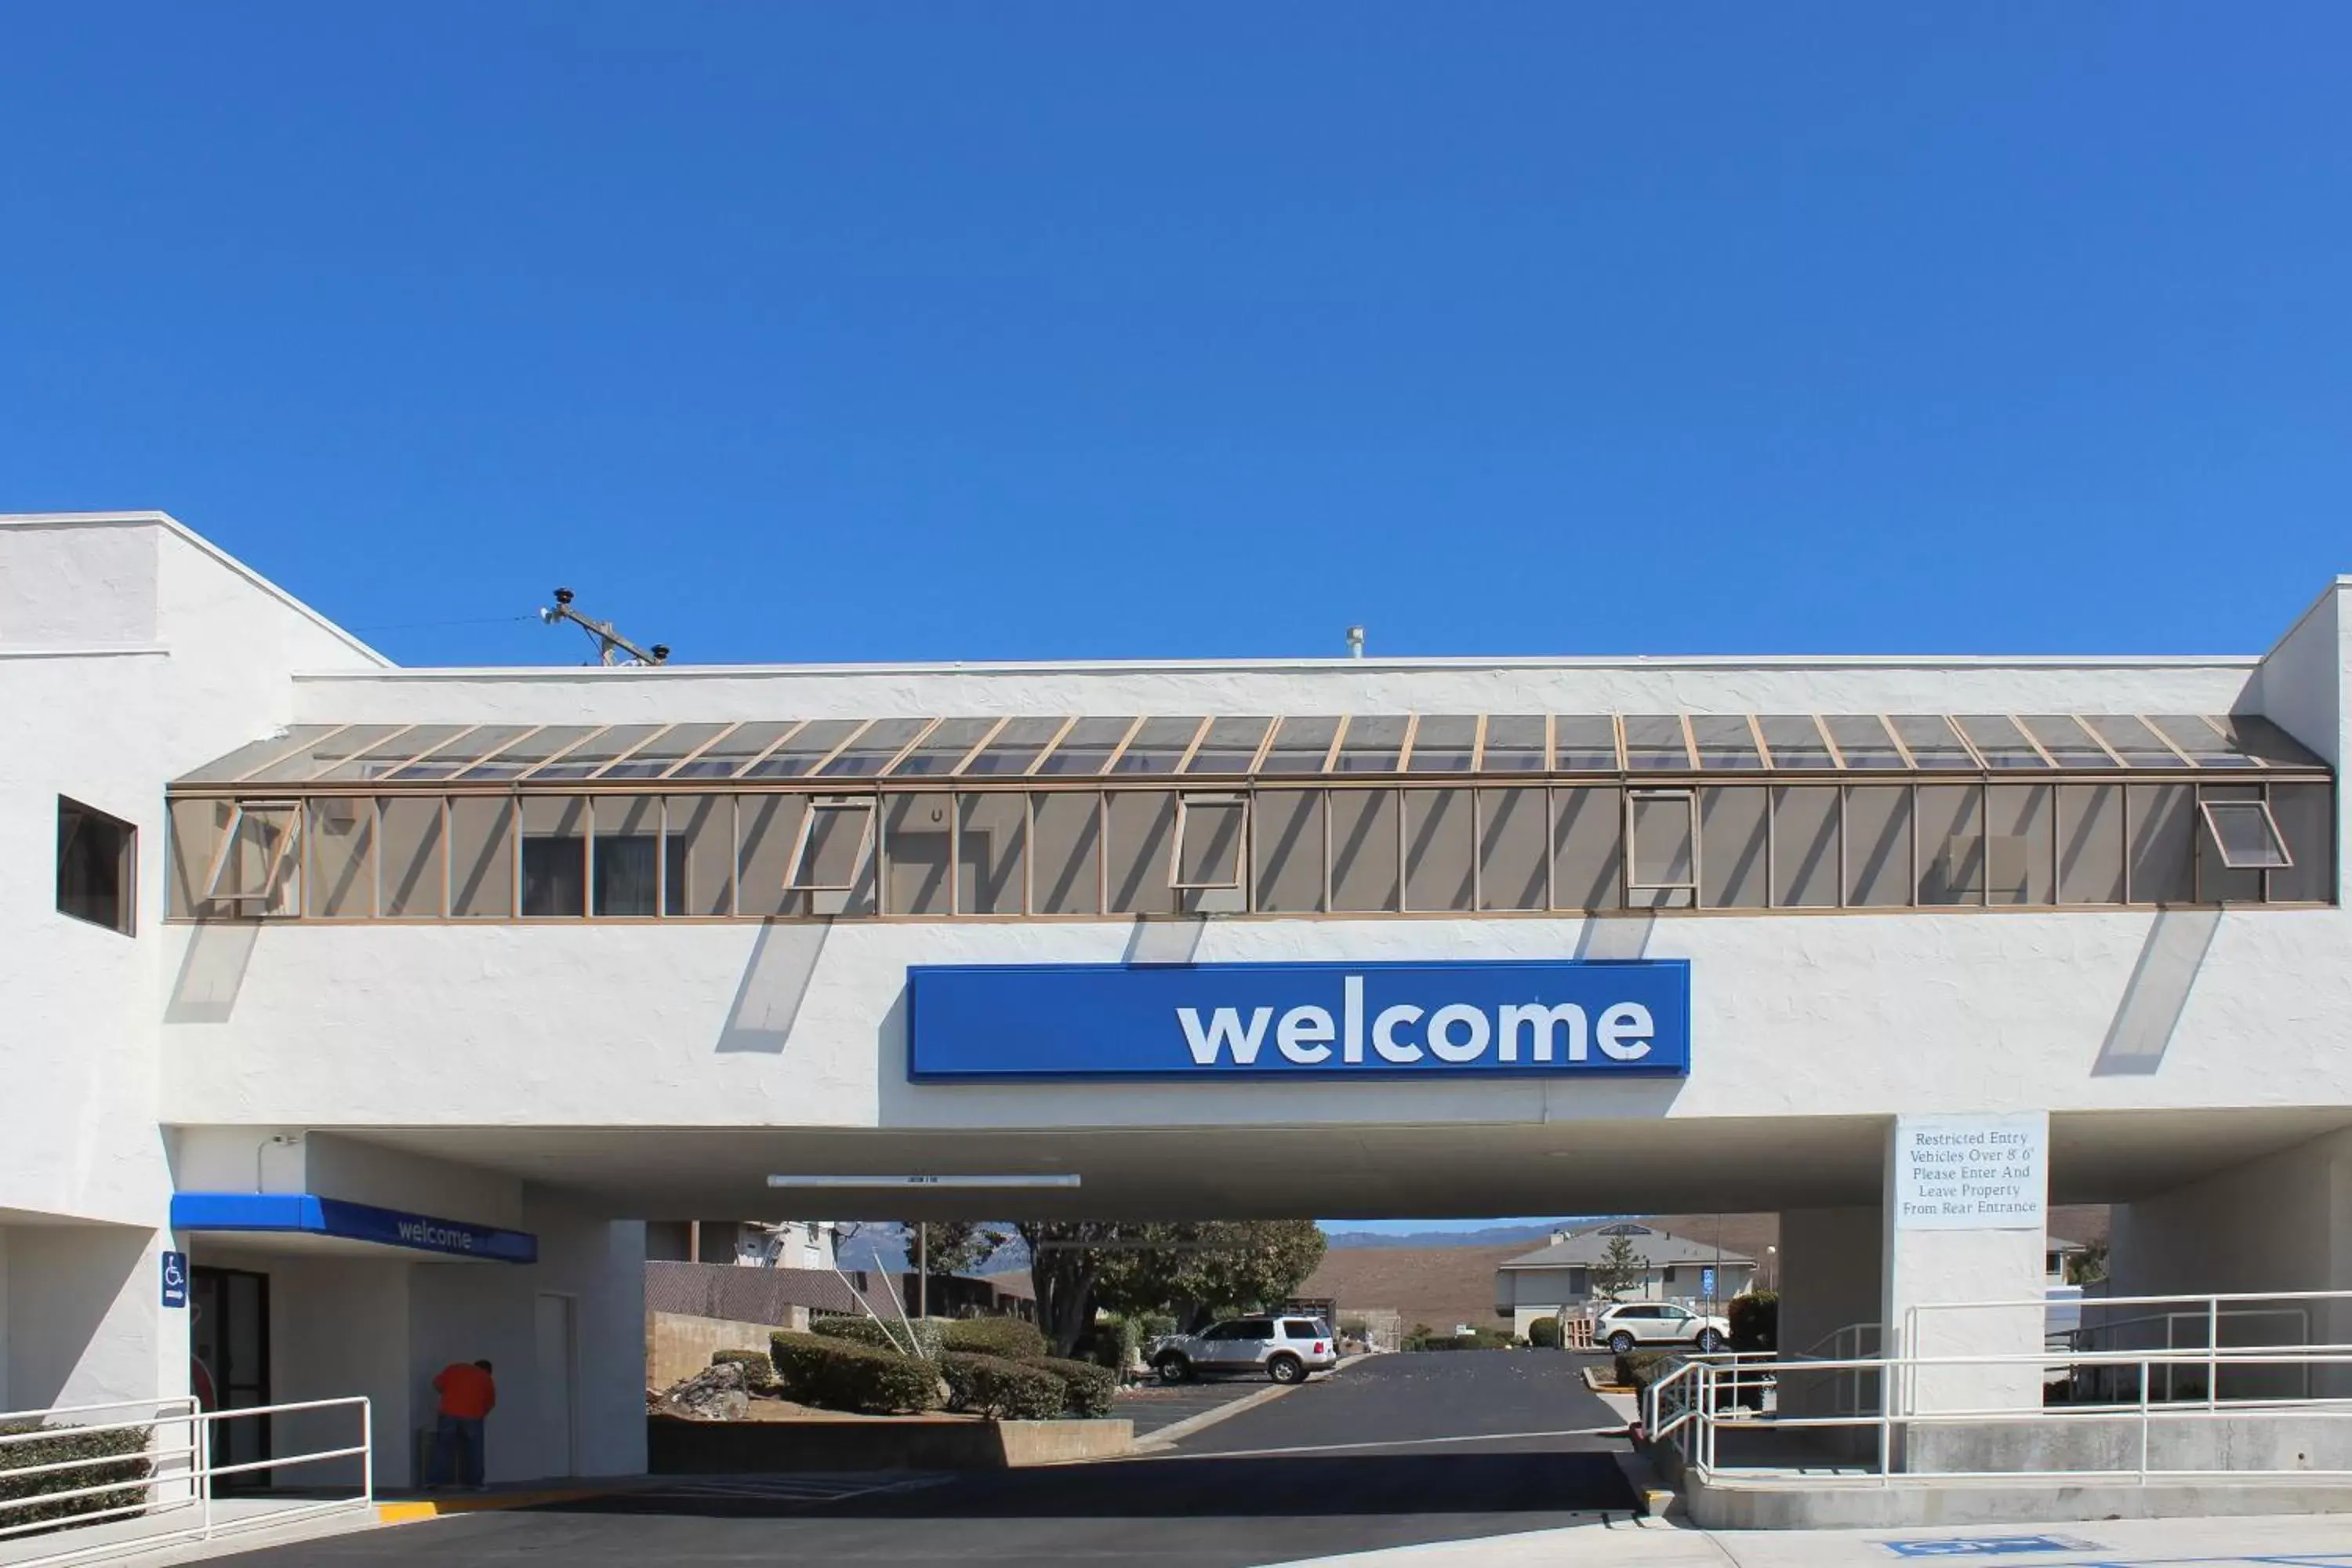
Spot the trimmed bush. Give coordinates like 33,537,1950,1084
1073,1316,1142,1374
1727,1290,1778,1354
1417,1327,1514,1352
0,1421,154,1530
1527,1316,1563,1350
1613,1348,1675,1391
810,1315,945,1359
1022,1356,1117,1417
939,1316,1048,1361
768,1332,942,1414
939,1352,1065,1420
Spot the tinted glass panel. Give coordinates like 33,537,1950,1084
1406,716,1479,774
887,718,1002,778
449,797,516,918
1956,715,2049,770
1480,716,1548,773
1553,717,1620,772
1334,717,1409,774
1110,717,1203,776
1037,718,1134,777
1261,716,1341,775
2021,715,2119,769
529,724,669,780
2267,784,2332,902
1254,790,1325,911
662,721,798,779
1553,787,1623,909
1700,787,1766,909
1403,789,1475,910
590,723,736,779
1917,785,1982,903
1184,717,1272,775
1985,784,2054,904
1476,787,1548,910
1893,716,1975,768
2126,784,2195,902
1033,793,1102,912
746,719,867,779
1844,786,1911,906
1690,716,1762,771
1623,715,1690,771
1772,787,1841,907
1330,790,1401,910
963,717,1071,775
1823,715,1907,770
884,793,955,913
452,726,604,781
1758,715,1833,769
956,793,1028,913
816,718,934,778
2056,784,2125,904
2086,716,2181,768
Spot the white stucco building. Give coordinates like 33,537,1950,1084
1494,1223,1759,1337
7,510,2351,1486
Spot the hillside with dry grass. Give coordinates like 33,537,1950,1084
1301,1207,2109,1334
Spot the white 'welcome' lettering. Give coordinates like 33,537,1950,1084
1177,1006,1273,1065
1171,979,1661,1070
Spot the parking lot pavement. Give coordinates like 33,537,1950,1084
1118,1374,1287,1438
220,1352,1636,1567
1169,1348,1626,1457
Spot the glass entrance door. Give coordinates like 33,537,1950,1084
189,1266,270,1485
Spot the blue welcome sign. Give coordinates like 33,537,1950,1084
907,959,1690,1081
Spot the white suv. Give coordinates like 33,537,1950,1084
1593,1301,1730,1355
1149,1315,1339,1385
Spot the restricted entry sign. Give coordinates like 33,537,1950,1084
160,1250,188,1309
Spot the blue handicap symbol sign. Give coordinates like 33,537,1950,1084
1883,1537,2101,1559
161,1250,189,1309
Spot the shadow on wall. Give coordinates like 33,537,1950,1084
1575,914,1656,962
5,1226,156,1410
715,920,832,1054
2093,909,2221,1076
163,923,260,1025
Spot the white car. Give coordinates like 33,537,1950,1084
1593,1301,1730,1355
1149,1314,1339,1385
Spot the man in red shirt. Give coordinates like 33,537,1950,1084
429,1359,495,1490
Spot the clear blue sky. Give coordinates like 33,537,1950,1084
5,5,2348,669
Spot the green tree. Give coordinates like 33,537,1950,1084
895,1221,1011,1279
1017,1220,1329,1356
1591,1232,1650,1302
2065,1240,2109,1287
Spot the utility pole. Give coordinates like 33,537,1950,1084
539,588,671,666
917,1223,927,1320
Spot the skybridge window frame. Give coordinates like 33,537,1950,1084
2198,797,2293,871
786,794,879,901
201,799,304,916
1171,793,1250,892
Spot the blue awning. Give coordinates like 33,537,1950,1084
171,1193,537,1264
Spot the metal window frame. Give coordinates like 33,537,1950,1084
1170,793,1250,891
1624,786,1700,905
2197,797,2293,871
201,799,304,912
784,794,878,893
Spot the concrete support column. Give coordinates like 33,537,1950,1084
1883,1112,2049,1417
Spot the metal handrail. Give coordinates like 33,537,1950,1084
1649,1340,2352,1489
0,1396,371,1568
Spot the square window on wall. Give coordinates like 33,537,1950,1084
57,797,136,935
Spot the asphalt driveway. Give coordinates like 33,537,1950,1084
227,1350,1634,1567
